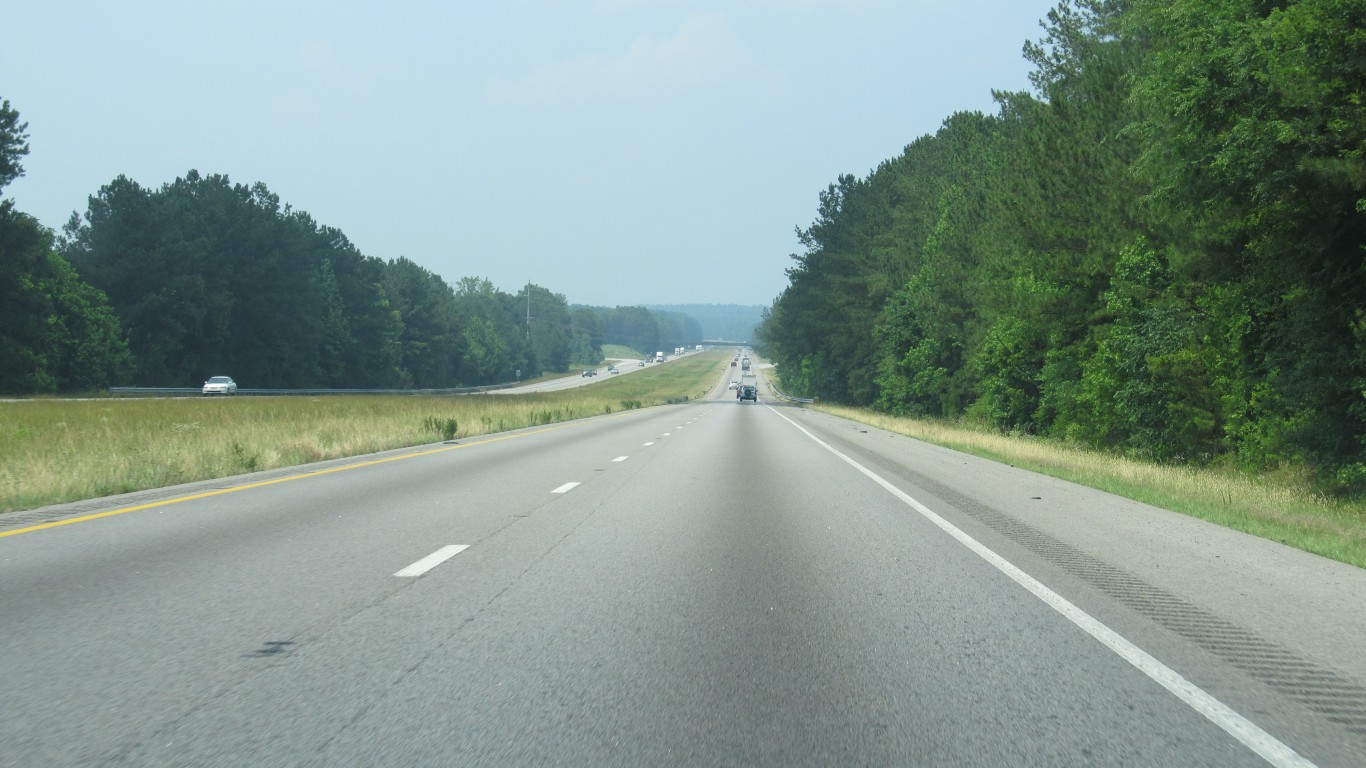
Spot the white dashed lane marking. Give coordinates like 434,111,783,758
394,545,469,577
552,482,580,494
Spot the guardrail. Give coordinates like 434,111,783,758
108,383,519,397
767,382,816,404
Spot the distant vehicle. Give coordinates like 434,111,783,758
741,359,750,371
655,351,665,363
729,381,739,390
607,365,619,374
696,345,704,351
202,376,237,396
581,369,597,377
730,360,737,367
738,385,757,402
638,360,646,367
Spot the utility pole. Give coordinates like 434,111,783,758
525,281,531,341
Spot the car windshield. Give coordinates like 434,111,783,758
208,377,231,383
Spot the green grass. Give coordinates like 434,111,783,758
0,352,729,515
813,404,1366,569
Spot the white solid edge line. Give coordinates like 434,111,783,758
552,482,580,494
769,407,1315,768
394,544,469,578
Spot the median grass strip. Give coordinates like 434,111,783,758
813,403,1366,569
0,353,729,514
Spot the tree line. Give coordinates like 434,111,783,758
758,0,1366,492
0,106,701,392
647,304,763,344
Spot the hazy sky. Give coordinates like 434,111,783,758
4,0,1057,308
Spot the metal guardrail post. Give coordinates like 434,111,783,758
767,382,815,404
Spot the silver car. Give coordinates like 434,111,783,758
202,376,237,395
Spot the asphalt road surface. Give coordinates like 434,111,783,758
3,367,1364,767
494,356,656,394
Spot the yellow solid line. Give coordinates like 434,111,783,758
0,419,596,539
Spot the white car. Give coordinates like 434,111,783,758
202,376,237,395
728,381,739,390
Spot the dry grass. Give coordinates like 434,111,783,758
816,404,1366,569
0,353,728,514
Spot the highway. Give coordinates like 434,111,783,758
494,357,653,394
494,350,703,395
2,366,1364,766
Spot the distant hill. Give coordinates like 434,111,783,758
647,304,763,343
